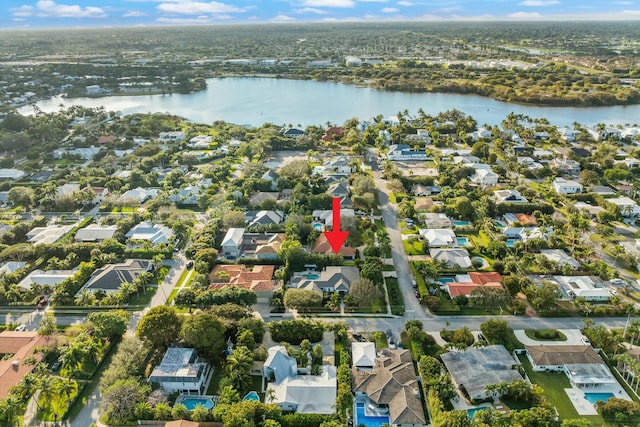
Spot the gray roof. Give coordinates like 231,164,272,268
149,347,206,383
75,224,117,242
440,345,522,399
245,210,285,228
291,266,360,293
526,345,602,366
264,346,297,384
82,259,150,292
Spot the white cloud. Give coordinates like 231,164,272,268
271,14,296,22
508,11,543,18
301,0,356,8
123,10,146,17
157,1,246,15
397,1,414,5
359,0,389,2
13,18,27,22
519,0,559,6
11,5,33,17
294,7,329,14
156,14,231,23
35,1,106,18
382,7,398,13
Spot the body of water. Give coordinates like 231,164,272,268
19,77,640,128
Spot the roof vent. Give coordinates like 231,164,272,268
12,360,19,367
413,388,419,397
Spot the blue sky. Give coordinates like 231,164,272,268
2,0,639,29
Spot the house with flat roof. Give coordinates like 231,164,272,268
387,144,429,161
264,346,337,414
440,345,522,400
149,347,212,396
352,348,425,426
608,196,640,217
290,266,360,295
0,331,46,399
75,224,117,242
18,268,77,290
80,259,151,294
552,178,583,195
551,275,609,302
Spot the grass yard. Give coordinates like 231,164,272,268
524,329,568,342
372,331,389,349
518,355,605,425
37,380,79,421
403,239,425,255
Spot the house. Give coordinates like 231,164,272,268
80,259,152,294
430,248,472,269
290,266,360,295
352,348,425,426
534,131,550,140
0,331,46,399
242,232,285,260
494,189,529,204
550,158,581,175
85,186,109,203
526,345,618,389
574,201,606,217
56,183,81,198
126,222,174,245
513,146,534,156
188,135,212,148
119,187,160,204
221,228,245,259
312,209,355,228
502,213,538,227
311,234,357,260
503,227,547,242
282,128,305,139
552,178,583,195
315,156,355,176
75,224,118,243
264,346,337,414
419,228,457,248
587,127,622,141
411,184,441,197
352,342,376,370
539,249,580,270
608,196,640,217
18,268,77,290
590,185,616,196
326,181,350,198
30,170,55,183
551,275,609,301
0,261,26,275
159,131,185,142
209,264,276,302
558,127,578,142
469,168,499,187
97,135,115,145
261,169,279,191
249,192,280,207
445,272,504,298
387,144,429,161
322,126,345,142
85,85,101,95
27,224,75,245
245,210,285,229
423,213,452,229
468,127,492,141
440,345,522,400
149,347,212,396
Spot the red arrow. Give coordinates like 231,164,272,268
324,197,349,254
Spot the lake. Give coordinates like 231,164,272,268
20,77,640,128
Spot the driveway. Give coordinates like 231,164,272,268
513,329,585,346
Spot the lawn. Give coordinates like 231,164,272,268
37,379,79,421
524,329,568,342
372,331,389,349
403,240,425,256
518,354,604,425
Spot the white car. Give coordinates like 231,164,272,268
15,324,27,331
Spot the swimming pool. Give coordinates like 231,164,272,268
313,223,323,231
584,392,615,404
355,402,390,427
243,391,260,401
457,237,469,246
452,220,472,227
438,277,455,283
506,240,516,248
179,397,214,411
467,407,488,419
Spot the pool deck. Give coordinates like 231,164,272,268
565,386,631,415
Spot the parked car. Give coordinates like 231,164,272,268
15,324,27,331
412,280,417,289
186,260,194,269
51,360,62,372
478,333,486,341
414,290,420,299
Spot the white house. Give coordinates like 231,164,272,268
539,249,581,270
552,275,610,302
118,187,159,203
17,268,77,290
159,131,185,142
558,127,578,142
125,222,174,245
0,169,26,180
430,248,472,269
149,347,212,396
352,342,376,370
608,196,640,217
419,228,457,248
552,178,583,195
188,135,212,148
387,144,429,161
222,228,245,259
550,158,581,175
470,168,499,187
494,189,529,204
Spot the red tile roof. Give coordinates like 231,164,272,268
446,282,503,297
468,272,502,285
0,331,46,399
97,135,115,144
209,264,275,292
515,213,537,225
311,234,357,258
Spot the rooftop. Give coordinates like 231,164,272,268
526,345,602,366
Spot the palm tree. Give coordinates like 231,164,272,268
191,403,210,422
225,346,254,394
56,379,77,406
0,394,21,426
118,281,137,299
171,403,188,420
74,289,96,306
61,343,84,378
37,375,56,412
12,373,39,402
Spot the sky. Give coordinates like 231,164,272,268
1,0,640,29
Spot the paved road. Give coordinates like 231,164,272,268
369,150,428,318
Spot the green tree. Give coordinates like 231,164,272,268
88,310,130,340
283,289,323,313
349,277,384,308
181,311,226,360
224,346,255,395
101,378,150,425
7,187,35,209
136,305,181,350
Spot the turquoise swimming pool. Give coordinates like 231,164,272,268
467,407,488,419
243,391,260,401
584,392,615,404
457,237,469,246
355,402,390,427
452,220,472,227
180,397,214,411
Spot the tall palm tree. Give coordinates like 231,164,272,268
12,373,39,402
0,394,21,426
37,375,56,412
191,403,210,422
56,379,77,406
225,346,254,394
61,343,85,378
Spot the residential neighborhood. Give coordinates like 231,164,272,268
2,105,640,427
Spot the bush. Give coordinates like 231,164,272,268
269,319,325,345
